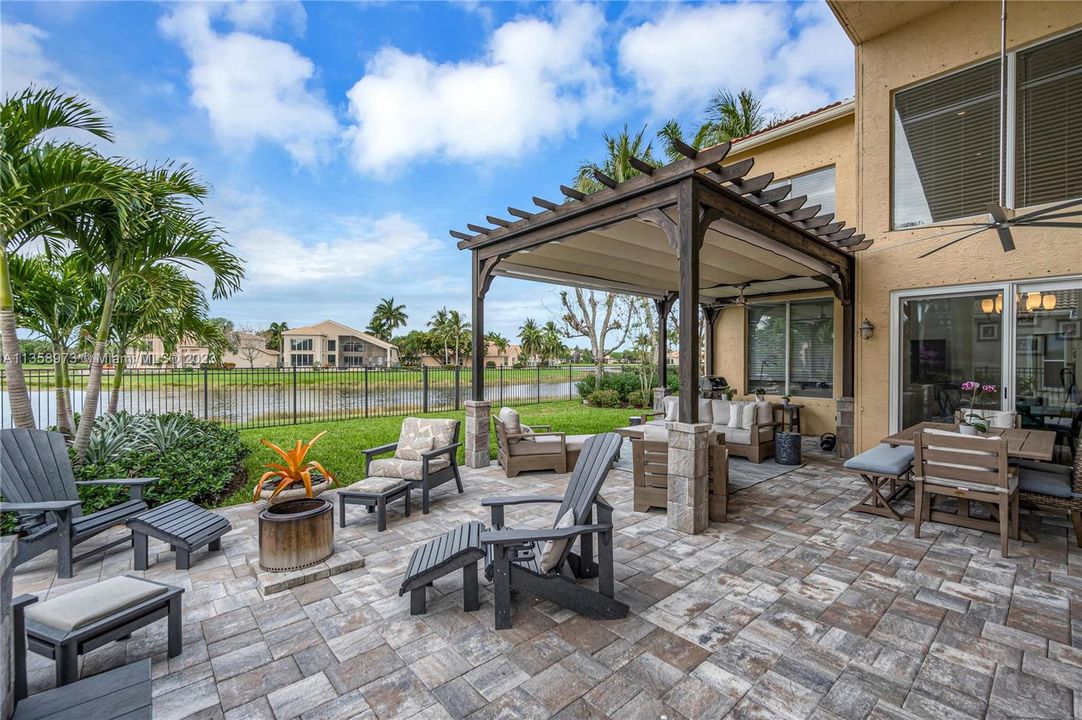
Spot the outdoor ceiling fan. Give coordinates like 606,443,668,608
920,0,1082,258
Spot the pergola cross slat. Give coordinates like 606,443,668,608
455,143,869,423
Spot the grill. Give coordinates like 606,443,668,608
699,376,730,398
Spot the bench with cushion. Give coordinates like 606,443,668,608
338,477,411,531
23,575,183,685
363,418,463,514
843,443,915,520
644,396,778,463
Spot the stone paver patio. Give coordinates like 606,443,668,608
13,441,1082,720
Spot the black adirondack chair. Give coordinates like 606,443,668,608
1,429,157,578
481,432,627,630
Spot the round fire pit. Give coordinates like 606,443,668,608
258,497,334,572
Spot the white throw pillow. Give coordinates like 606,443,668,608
539,510,575,573
499,407,521,434
395,435,435,461
663,395,679,422
698,398,713,424
727,401,746,428
711,400,731,425
741,403,756,430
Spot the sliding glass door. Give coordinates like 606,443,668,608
1015,280,1082,431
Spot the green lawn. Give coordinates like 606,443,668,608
227,400,645,506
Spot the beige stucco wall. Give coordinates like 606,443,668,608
851,2,1082,452
710,111,856,437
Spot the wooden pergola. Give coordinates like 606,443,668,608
453,140,871,423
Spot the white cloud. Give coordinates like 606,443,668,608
618,1,853,118
223,0,306,35
159,4,337,165
343,3,616,174
1,22,75,96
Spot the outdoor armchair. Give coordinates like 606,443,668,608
362,417,462,514
1,429,157,579
492,406,589,477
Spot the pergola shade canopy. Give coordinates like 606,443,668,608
455,140,865,422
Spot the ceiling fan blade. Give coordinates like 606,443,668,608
987,203,1014,223
1017,210,1082,223
995,224,1015,252
1014,220,1082,228
918,227,988,259
1010,198,1082,223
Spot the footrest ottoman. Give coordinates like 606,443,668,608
24,576,183,686
843,444,915,520
127,499,231,570
399,521,485,615
338,478,411,532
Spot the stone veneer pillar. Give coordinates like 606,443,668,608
464,400,492,469
835,397,854,459
652,387,669,411
667,422,710,534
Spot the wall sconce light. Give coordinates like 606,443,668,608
860,318,875,340
1042,293,1057,311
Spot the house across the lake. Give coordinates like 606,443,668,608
129,333,281,369
282,320,399,368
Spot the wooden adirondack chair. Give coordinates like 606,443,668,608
1,429,157,578
481,432,627,630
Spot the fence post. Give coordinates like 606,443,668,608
454,365,461,411
536,365,541,404
292,365,298,425
202,367,209,420
499,366,503,406
569,363,573,400
364,367,369,418
422,366,429,413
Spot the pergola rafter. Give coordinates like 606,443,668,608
454,142,867,423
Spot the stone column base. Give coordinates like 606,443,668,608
464,400,492,468
835,396,854,459
667,422,710,534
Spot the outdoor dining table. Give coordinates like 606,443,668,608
881,422,1058,541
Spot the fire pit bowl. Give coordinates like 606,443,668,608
258,497,334,572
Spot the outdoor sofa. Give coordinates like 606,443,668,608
644,395,778,463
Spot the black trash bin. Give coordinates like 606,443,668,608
776,431,802,465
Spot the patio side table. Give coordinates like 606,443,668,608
776,431,802,465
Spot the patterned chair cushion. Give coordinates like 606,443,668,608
397,417,458,454
396,435,435,461
369,457,451,481
345,476,408,494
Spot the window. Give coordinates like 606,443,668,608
327,340,336,352
748,299,834,398
893,29,1082,229
291,353,313,367
327,354,336,366
290,338,312,351
768,166,836,216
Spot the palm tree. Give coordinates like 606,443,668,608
368,297,407,341
540,321,565,364
446,310,470,366
1,87,137,428
519,318,543,365
428,307,451,365
658,88,776,162
69,163,244,461
266,321,288,352
573,125,662,195
10,254,94,436
485,331,509,364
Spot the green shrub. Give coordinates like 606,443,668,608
627,389,651,408
576,374,597,398
587,389,621,408
76,413,248,514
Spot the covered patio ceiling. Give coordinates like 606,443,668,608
454,140,868,422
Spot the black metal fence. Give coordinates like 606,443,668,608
0,365,609,430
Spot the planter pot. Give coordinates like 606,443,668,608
258,474,331,504
258,498,334,572
959,424,979,436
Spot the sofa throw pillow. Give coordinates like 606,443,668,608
741,403,757,430
539,510,575,573
711,399,731,426
499,407,521,434
727,401,746,428
395,435,435,461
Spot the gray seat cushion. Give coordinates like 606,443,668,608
1019,467,1073,498
509,436,564,457
714,426,750,445
565,435,591,452
844,444,915,476
26,576,168,632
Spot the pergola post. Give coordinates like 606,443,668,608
652,293,676,407
676,179,701,424
701,305,721,377
465,251,492,469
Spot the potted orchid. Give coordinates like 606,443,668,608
959,380,997,435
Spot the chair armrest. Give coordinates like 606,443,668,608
527,424,552,431
481,524,610,546
363,442,398,457
642,410,664,419
510,431,565,440
0,500,80,513
422,442,461,460
480,495,564,507
75,477,158,487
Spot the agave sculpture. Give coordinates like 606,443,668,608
253,431,336,502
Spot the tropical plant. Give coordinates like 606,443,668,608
253,432,336,501
485,332,509,357
519,318,543,363
587,389,621,408
540,321,565,364
265,321,288,352
428,307,451,365
368,297,407,342
446,309,469,366
68,162,244,462
84,411,141,465
1,87,139,429
573,124,662,195
658,88,777,162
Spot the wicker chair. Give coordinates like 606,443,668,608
1017,450,1082,547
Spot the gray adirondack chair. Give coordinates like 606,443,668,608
482,432,627,630
1,429,157,578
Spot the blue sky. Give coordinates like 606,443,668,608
1,1,853,343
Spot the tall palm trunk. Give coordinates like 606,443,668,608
108,352,126,414
0,246,35,428
52,341,74,436
73,276,117,461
